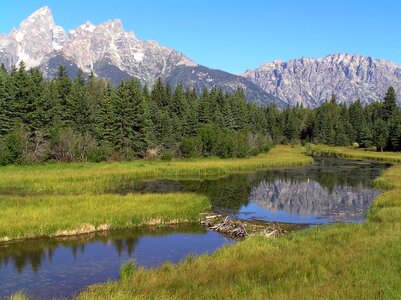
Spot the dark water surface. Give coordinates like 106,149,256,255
0,225,233,299
0,158,388,299
119,158,388,224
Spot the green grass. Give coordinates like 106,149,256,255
0,145,312,242
76,146,401,300
8,293,28,300
0,193,209,241
311,144,401,163
0,145,312,194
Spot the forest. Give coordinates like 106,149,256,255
0,62,399,165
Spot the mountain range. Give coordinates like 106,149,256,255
0,6,400,108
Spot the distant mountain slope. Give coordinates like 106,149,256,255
242,54,401,107
165,65,285,106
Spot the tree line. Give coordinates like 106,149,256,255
0,62,399,165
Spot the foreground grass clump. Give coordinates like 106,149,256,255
8,293,28,300
77,146,401,299
0,193,209,241
0,145,312,194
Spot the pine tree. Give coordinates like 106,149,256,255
67,72,92,133
96,85,117,145
55,65,72,126
12,61,33,125
388,114,401,151
348,99,364,143
0,67,14,135
373,120,389,152
198,89,212,124
382,86,397,122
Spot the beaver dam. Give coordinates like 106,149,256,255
201,213,308,239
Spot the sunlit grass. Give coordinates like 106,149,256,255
0,145,312,194
77,146,401,299
311,144,401,163
0,193,209,241
8,293,28,300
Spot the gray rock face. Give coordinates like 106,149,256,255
242,54,401,107
250,179,380,221
0,6,196,87
0,6,65,69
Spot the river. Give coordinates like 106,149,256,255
0,157,388,299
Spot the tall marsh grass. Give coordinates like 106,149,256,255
0,193,209,241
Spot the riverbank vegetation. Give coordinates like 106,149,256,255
0,145,312,242
310,144,401,163
0,193,209,242
77,147,401,299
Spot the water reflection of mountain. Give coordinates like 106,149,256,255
250,179,380,220
122,158,387,212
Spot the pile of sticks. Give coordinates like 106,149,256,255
202,216,248,238
201,214,287,239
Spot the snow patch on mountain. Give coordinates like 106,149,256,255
0,6,197,86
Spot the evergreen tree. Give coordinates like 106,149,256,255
0,67,14,135
67,72,92,133
382,86,398,122
373,120,389,152
96,85,117,145
348,99,364,143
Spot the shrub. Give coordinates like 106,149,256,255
161,150,174,161
180,136,203,158
120,260,137,280
0,125,26,165
197,124,219,156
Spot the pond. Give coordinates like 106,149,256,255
0,157,388,299
0,225,233,300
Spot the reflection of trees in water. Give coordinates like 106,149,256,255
125,175,252,210
121,158,387,212
250,179,380,220
0,224,204,274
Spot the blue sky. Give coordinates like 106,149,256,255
1,0,400,74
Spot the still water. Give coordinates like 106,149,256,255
0,225,233,299
0,158,388,299
121,158,388,224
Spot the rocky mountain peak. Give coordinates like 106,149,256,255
242,53,401,107
0,6,197,86
2,6,68,68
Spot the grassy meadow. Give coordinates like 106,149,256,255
0,145,312,194
76,146,401,299
0,145,312,242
